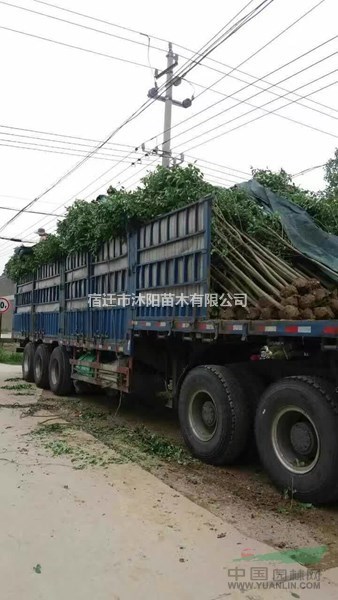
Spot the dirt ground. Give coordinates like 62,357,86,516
7,381,335,574
5,366,338,598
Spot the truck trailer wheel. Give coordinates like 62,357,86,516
33,344,51,389
178,365,250,465
49,346,73,396
227,364,265,412
22,342,36,382
255,376,338,504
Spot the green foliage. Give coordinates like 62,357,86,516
4,252,35,283
5,152,338,282
0,347,23,365
4,234,63,282
34,234,63,265
253,166,338,236
57,164,212,256
324,147,338,198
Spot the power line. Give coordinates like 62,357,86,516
293,164,325,177
32,0,172,46
0,82,157,235
177,51,338,118
0,139,154,163
0,124,137,149
203,177,236,189
187,0,327,102
0,234,34,243
185,77,337,140
185,156,251,176
198,171,245,185
144,1,331,149
0,0,169,56
169,0,269,80
32,0,337,117
0,1,269,240
0,1,277,248
0,3,275,188
187,163,248,181
157,1,275,88
183,77,338,153
0,205,63,216
0,134,147,161
0,123,252,177
0,24,153,70
0,193,31,201
0,156,158,258
0,149,247,256
188,74,337,123
168,38,337,148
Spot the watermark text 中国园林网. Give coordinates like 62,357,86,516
87,292,247,308
223,565,321,593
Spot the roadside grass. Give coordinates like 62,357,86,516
32,423,125,468
0,347,22,365
1,382,36,397
32,415,194,469
113,425,191,463
1,383,33,391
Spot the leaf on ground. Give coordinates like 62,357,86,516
33,564,42,574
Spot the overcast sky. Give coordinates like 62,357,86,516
0,0,337,272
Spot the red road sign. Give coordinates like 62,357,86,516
0,297,10,313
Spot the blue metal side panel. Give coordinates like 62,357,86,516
134,197,212,322
13,278,34,337
64,309,89,338
91,308,128,344
63,238,128,350
13,312,31,336
35,312,59,337
16,260,61,338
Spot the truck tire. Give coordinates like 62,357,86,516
33,344,51,389
22,342,36,382
178,365,250,465
49,346,73,396
255,376,338,504
227,364,265,457
227,364,265,412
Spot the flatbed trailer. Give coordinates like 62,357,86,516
13,197,338,504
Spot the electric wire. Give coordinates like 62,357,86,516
0,140,156,162
0,25,153,70
163,37,338,148
182,77,338,153
0,0,269,239
0,1,169,55
31,0,337,117
144,0,329,147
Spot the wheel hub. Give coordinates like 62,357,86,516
290,421,315,456
201,400,216,427
35,357,42,379
188,391,218,442
271,406,320,474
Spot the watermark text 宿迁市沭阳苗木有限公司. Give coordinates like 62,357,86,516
87,292,247,309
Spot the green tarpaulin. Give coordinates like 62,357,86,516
241,179,338,283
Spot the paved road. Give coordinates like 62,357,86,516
0,364,338,599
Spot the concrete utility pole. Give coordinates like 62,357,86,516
162,43,175,168
147,43,193,168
